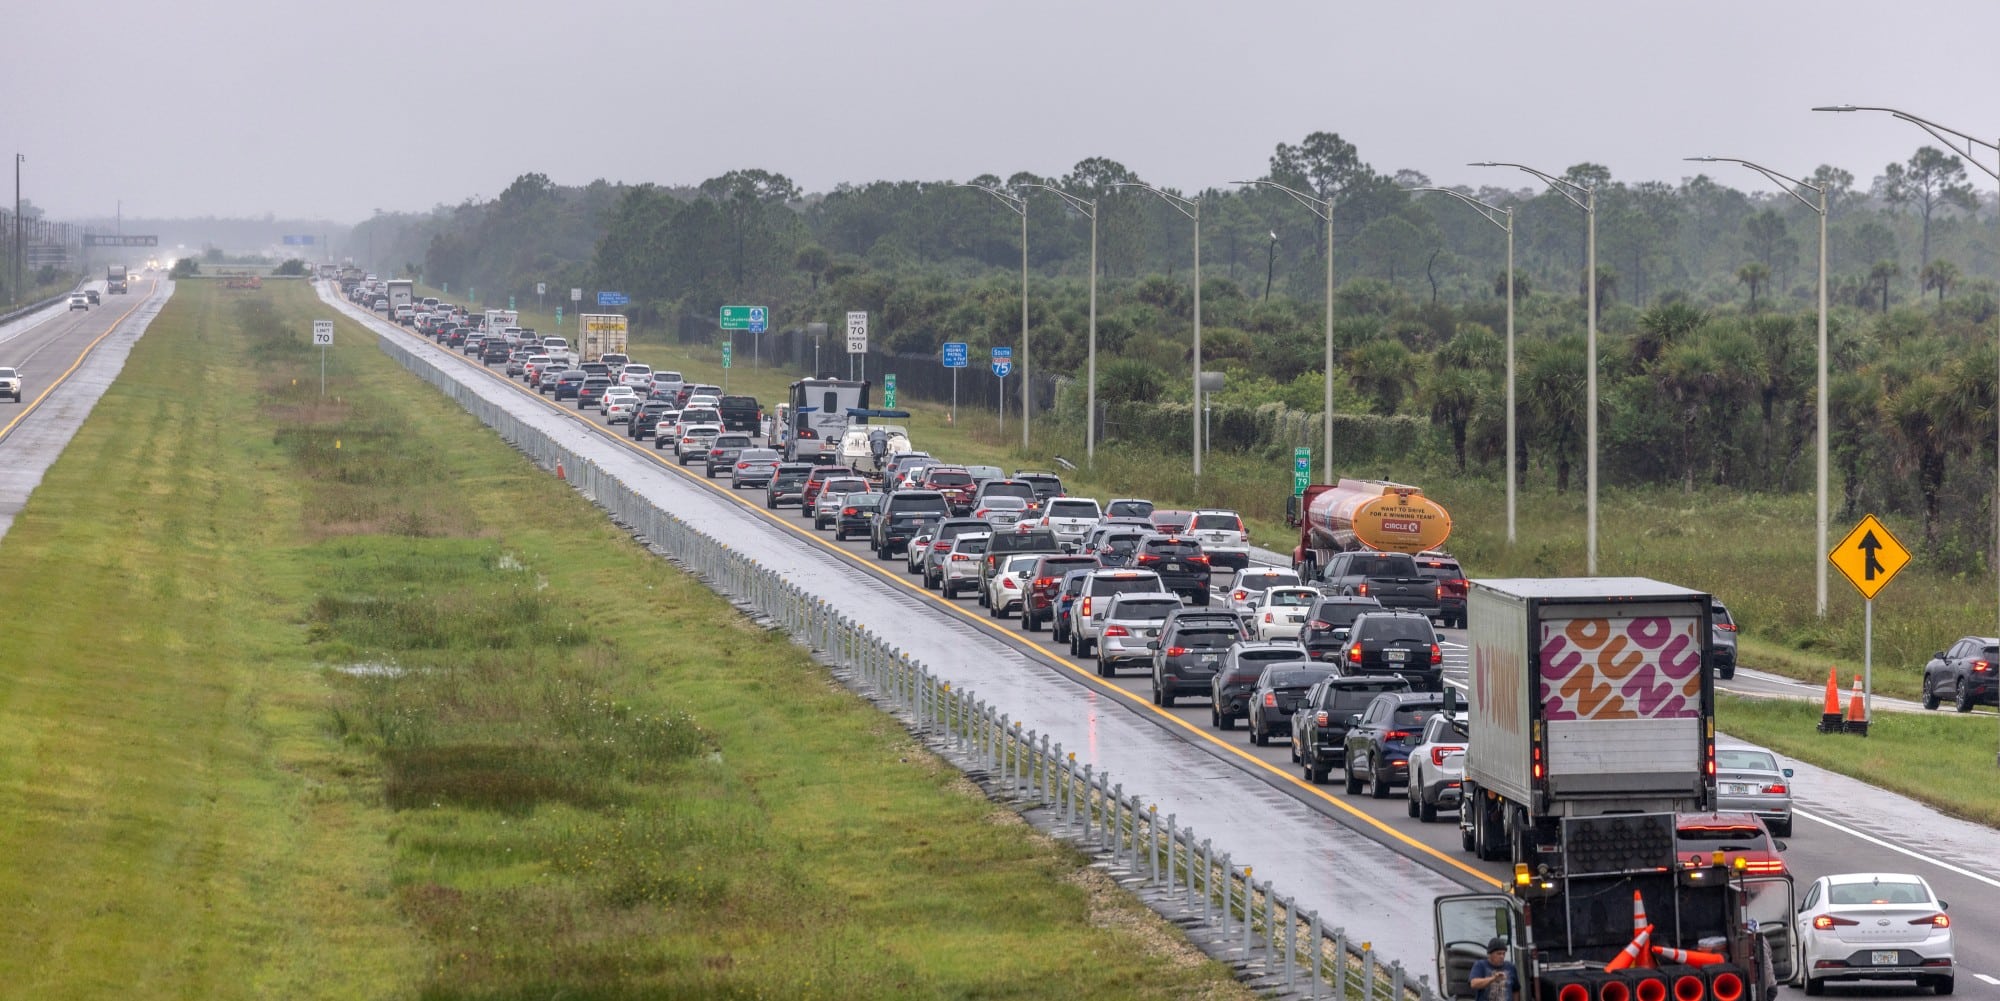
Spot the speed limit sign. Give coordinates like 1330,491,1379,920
312,320,333,346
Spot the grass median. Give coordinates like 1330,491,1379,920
0,280,1253,998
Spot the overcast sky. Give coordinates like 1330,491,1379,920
11,0,2000,223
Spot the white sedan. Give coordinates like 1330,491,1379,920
1249,586,1321,641
983,553,1041,619
1795,872,1953,996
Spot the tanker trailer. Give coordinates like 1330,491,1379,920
1286,478,1452,578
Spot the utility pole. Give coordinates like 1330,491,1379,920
13,154,22,306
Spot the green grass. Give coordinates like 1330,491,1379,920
0,279,1254,998
1717,695,2000,829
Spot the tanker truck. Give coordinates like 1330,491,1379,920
1285,478,1452,579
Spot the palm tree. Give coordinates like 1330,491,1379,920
1423,368,1484,472
1882,372,1973,548
1736,262,1771,310
1869,260,1902,314
1653,340,1725,491
1344,339,1418,416
1634,302,1706,367
1920,259,1960,304
1523,336,1586,493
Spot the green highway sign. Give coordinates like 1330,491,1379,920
720,305,767,331
555,307,563,323
721,342,733,368
884,373,897,408
1293,447,1312,496
509,296,516,310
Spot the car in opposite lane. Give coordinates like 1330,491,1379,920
1921,635,1996,713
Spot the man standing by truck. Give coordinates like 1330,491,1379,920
1469,939,1518,1001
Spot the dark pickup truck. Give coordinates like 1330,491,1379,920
1317,551,1437,616
719,395,762,434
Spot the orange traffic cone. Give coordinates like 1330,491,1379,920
1845,676,1869,737
1630,892,1656,967
1651,944,1727,967
1605,925,1654,972
1817,667,1843,733
555,460,566,481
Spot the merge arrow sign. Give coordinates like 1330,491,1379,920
1830,514,1909,600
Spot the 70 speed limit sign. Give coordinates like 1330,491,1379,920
312,320,334,346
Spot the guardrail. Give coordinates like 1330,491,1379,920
373,327,1443,1001
0,277,89,327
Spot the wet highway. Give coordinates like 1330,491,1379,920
325,282,2000,996
0,277,172,540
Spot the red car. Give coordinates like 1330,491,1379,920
920,466,978,515
1675,811,1787,875
1020,554,1101,631
798,465,853,518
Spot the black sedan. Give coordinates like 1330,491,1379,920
1245,662,1337,746
833,492,884,542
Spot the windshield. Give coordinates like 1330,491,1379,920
1110,598,1180,621
1237,571,1299,593
982,497,1028,510
1174,628,1240,650
1267,589,1317,607
1328,683,1406,710
927,471,972,486
954,536,990,553
1715,749,1778,771
1266,668,1334,689
824,480,867,494
1003,555,1041,573
893,497,950,515
1359,618,1434,642
1676,825,1766,846
1828,881,1930,906
846,494,883,509
1104,533,1143,551
984,483,1035,500
1144,539,1202,557
1193,514,1241,531
1090,575,1162,597
1350,556,1417,576
1107,500,1154,518
0,368,15,378
1047,500,1101,518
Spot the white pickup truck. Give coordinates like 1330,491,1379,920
0,366,20,402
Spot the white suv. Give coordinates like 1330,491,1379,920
1031,497,1103,548
1406,711,1468,822
1188,509,1251,570
68,294,89,311
619,363,654,391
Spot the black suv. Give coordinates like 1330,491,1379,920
552,370,587,400
1710,599,1739,680
1013,471,1065,505
1300,595,1384,662
1211,641,1313,731
1149,609,1245,707
1922,634,2000,712
1343,611,1444,690
628,402,674,439
1412,552,1467,629
1293,676,1412,783
576,377,613,410
765,462,816,509
1133,534,1211,605
1246,661,1338,747
872,489,950,559
1343,690,1446,798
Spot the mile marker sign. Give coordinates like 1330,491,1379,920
1830,513,1910,600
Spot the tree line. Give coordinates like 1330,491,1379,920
347,133,2000,563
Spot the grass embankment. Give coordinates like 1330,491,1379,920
0,279,1250,998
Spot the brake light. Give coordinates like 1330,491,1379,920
842,507,857,516
1188,555,1209,565
1104,625,1129,637
1348,643,1361,663
1910,914,1951,928
710,448,723,456
1431,643,1442,664
1080,597,1093,617
1430,746,1463,766
1812,915,1858,930
1263,692,1277,707
951,554,973,562
1436,585,1445,600
974,509,988,518
1315,711,1329,726
1235,517,1246,533
1356,582,1371,596
1385,730,1412,741
1232,590,1248,602
1166,646,1189,657
1532,743,1544,780
1001,578,1018,590
1136,554,1159,564
1738,859,1788,874
737,463,749,470
1309,619,1333,631
799,428,817,439
1977,660,1993,673
1761,783,1788,795
1264,612,1274,623
1033,576,1056,589
1716,622,1738,632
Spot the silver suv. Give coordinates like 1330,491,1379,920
1093,591,1182,677
1068,568,1167,658
1188,509,1251,570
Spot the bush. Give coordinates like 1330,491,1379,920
274,258,308,277
170,258,200,279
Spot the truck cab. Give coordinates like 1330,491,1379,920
1435,824,1796,1001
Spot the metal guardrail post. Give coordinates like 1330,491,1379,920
1334,927,1349,1000
1147,804,1159,883
1308,910,1324,1000
1037,733,1051,801
1363,943,1378,1001
1391,961,1408,1001
1079,764,1093,839
1199,840,1212,925
1282,893,1296,991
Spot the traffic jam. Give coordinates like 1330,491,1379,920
337,276,1963,1001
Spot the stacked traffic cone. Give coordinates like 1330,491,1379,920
1816,667,1843,733
1630,892,1656,968
1605,925,1654,971
1845,676,1869,736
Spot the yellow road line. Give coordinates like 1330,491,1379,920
357,292,1501,888
0,280,159,444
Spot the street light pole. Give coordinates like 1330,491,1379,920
12,154,21,307
1816,105,2000,650
1112,183,1203,475
1475,162,1598,572
1687,157,1830,617
1234,179,1336,482
1020,184,1099,466
1406,186,1517,544
960,184,1032,450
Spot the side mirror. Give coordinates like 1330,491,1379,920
1348,713,1363,726
1941,900,1950,911
1772,839,1788,852
1146,641,1160,651
1934,651,1946,660
1782,768,1794,778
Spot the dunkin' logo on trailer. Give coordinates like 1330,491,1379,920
1540,615,1702,720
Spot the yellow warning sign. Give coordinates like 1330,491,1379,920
1829,514,1910,600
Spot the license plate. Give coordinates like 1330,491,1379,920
1165,562,1182,571
1200,654,1217,663
1723,783,1751,795
1871,951,1900,966
1386,649,1408,663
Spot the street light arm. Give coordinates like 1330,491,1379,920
1472,161,1591,212
1017,183,1096,218
957,182,1026,215
1813,106,2000,181
1404,185,1510,231
1230,179,1330,220
1109,181,1196,219
1686,157,1823,215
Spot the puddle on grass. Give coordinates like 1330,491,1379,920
334,661,407,678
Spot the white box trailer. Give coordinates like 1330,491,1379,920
1459,577,1715,867
579,314,629,361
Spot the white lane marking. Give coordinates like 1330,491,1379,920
1974,974,2000,986
1795,807,2000,890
